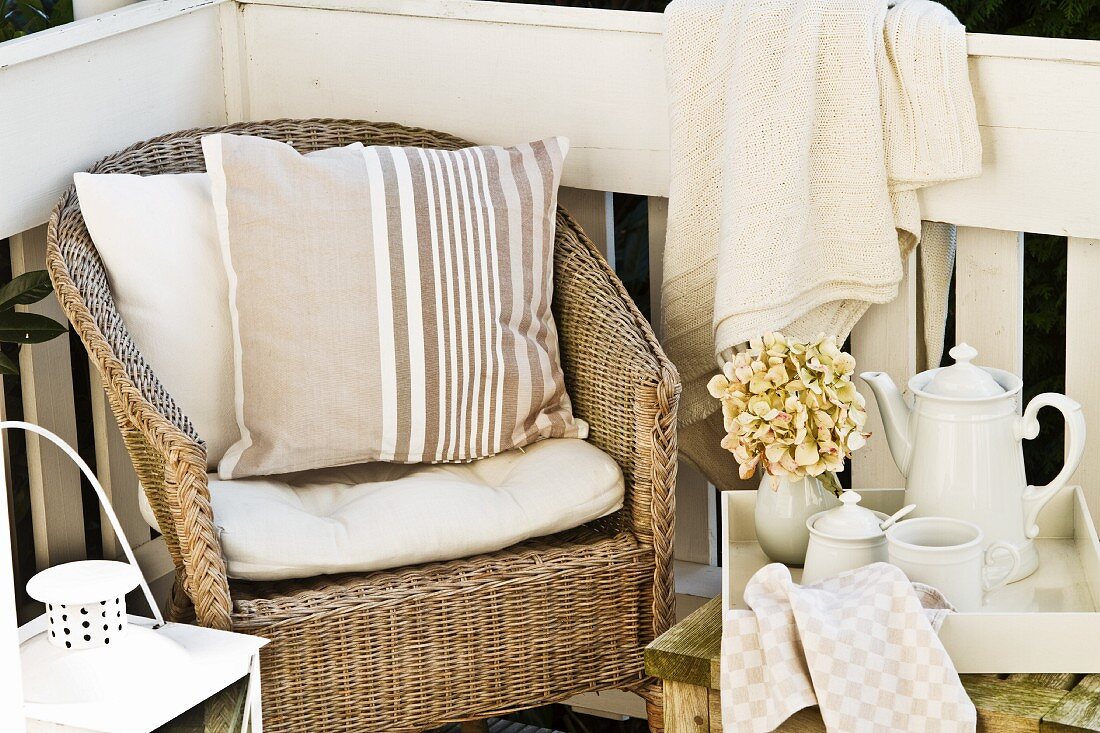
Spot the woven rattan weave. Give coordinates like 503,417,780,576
46,119,679,733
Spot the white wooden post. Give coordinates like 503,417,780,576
89,368,147,559
955,228,1024,377
646,196,718,568
851,250,919,497
9,226,84,571
557,188,615,264
1066,237,1100,525
0,441,26,733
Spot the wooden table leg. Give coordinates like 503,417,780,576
664,681,710,733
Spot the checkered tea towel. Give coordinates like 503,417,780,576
721,563,975,733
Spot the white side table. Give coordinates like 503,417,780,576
0,420,269,733
21,613,267,733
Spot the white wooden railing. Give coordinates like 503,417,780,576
1,0,1099,718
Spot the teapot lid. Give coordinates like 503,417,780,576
922,343,1005,398
810,491,883,538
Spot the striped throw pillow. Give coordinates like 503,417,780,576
203,133,587,480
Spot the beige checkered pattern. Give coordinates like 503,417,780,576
721,563,975,733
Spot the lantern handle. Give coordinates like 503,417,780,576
1,421,164,626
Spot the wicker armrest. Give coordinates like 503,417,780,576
552,208,679,636
47,184,233,630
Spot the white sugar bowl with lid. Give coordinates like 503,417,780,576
802,491,910,585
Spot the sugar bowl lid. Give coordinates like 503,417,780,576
921,343,1005,398
810,491,883,538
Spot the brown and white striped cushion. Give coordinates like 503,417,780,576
203,133,587,480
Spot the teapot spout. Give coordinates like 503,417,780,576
859,371,913,477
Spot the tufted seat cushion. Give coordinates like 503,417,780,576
139,438,624,581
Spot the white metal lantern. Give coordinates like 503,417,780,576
1,421,268,733
27,561,140,650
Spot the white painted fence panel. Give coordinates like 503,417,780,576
0,0,228,240
233,0,1100,240
10,227,84,570
0,0,1096,669
237,0,668,197
88,368,146,559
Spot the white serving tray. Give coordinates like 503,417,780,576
722,486,1100,673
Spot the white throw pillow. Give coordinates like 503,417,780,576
75,172,238,467
75,144,363,468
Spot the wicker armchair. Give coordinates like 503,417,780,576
46,119,679,733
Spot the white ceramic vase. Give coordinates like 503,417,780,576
755,473,838,566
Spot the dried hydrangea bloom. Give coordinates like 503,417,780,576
708,332,870,491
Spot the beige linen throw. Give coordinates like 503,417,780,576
662,0,981,487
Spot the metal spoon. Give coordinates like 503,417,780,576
879,504,917,532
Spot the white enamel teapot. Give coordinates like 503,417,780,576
860,343,1086,582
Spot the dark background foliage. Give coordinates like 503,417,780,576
1,0,71,41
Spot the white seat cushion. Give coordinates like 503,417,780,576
139,438,623,581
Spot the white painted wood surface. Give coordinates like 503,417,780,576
0,0,228,239
228,0,1100,239
955,228,1024,376
236,0,667,198
850,251,918,496
1066,237,1100,523
89,367,145,559
72,0,137,21
9,227,84,571
557,187,615,264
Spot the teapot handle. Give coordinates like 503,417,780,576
1018,393,1087,539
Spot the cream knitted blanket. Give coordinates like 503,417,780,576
662,0,982,446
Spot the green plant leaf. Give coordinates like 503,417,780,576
0,311,66,343
0,352,19,376
0,270,54,311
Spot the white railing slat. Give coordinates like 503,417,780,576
557,187,615,264
10,226,85,570
851,250,918,493
646,197,718,565
646,197,667,327
1066,237,1100,524
89,367,146,559
955,227,1024,376
1,372,17,596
